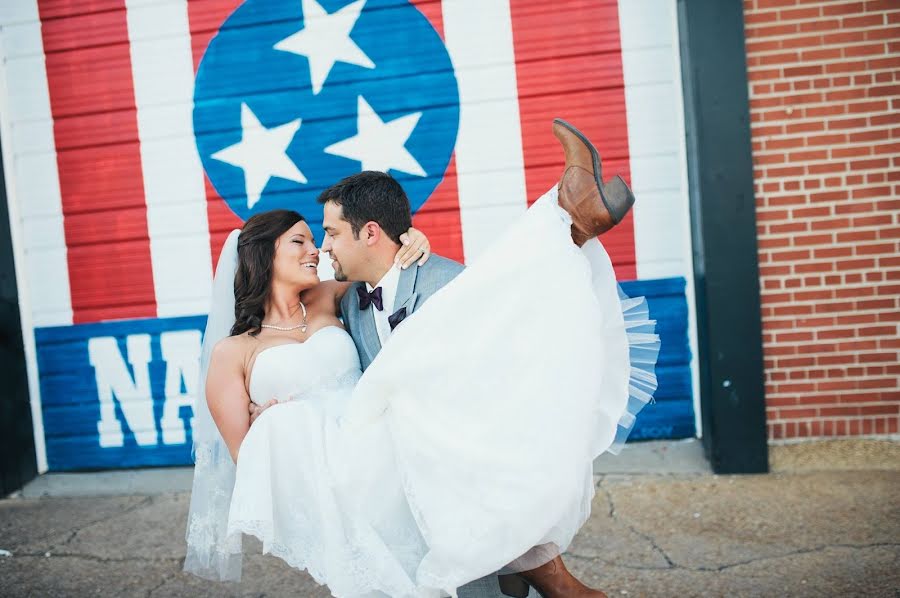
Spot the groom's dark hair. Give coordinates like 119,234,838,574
317,171,412,245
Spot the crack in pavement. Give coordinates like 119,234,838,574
9,552,184,565
47,496,155,553
563,541,900,573
145,571,175,598
602,482,677,569
693,541,900,572
2,496,155,554
596,476,615,518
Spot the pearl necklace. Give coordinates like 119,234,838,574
260,301,308,333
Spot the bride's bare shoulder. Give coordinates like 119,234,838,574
211,334,251,366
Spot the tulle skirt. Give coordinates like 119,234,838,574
224,188,660,597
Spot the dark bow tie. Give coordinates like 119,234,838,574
388,307,407,331
357,285,384,311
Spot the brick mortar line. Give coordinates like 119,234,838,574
762,314,899,321
746,1,898,14
750,113,900,130
755,176,900,186
748,65,900,80
753,141,900,156
765,398,900,405
754,172,900,182
754,137,900,151
764,324,900,333
756,209,900,218
758,219,899,225
757,262,900,271
754,137,900,148
752,149,900,159
754,135,900,146
746,4,898,21
746,49,898,69
759,284,899,289
763,352,900,356
750,97,900,111
750,88,900,103
767,417,900,423
767,380,898,384
761,343,899,352
745,40,895,58
763,320,900,326
757,190,900,200
750,84,900,101
746,17,893,30
753,121,900,135
756,233,899,242
744,29,897,44
768,385,900,391
752,122,900,138
759,273,899,280
768,405,900,411
763,292,897,302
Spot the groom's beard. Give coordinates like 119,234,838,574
331,260,348,282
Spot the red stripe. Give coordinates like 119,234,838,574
187,0,245,270
509,0,637,280
38,1,157,323
409,0,465,264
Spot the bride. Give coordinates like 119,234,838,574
184,119,660,598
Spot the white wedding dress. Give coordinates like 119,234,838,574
184,189,660,597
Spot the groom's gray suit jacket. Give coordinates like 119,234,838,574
339,254,535,598
340,254,464,371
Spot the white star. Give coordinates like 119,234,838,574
324,96,426,177
274,0,374,95
211,103,307,209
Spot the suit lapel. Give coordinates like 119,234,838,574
349,283,381,364
393,264,420,315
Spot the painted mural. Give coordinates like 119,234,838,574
0,0,696,471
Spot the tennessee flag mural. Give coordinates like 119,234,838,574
0,0,696,471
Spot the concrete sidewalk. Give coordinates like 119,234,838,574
1,440,898,597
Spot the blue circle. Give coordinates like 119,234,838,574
194,0,460,239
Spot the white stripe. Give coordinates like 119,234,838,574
618,0,702,436
441,0,528,262
126,0,212,318
0,12,73,328
0,0,62,472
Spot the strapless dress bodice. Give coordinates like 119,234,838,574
247,326,362,406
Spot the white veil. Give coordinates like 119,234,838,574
183,229,244,581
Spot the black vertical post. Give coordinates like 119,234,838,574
676,0,768,473
0,131,38,494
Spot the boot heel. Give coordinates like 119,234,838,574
601,174,635,224
498,573,531,598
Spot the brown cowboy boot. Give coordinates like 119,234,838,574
501,555,608,598
553,118,635,246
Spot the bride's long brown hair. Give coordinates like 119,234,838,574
231,209,306,337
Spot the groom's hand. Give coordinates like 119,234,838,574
248,399,278,425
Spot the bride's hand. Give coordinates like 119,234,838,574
396,227,431,269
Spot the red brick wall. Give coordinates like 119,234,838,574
743,0,899,440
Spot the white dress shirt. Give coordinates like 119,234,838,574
365,264,402,346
